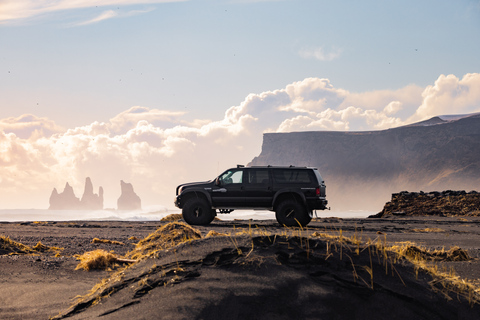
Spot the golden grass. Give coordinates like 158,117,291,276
33,221,49,225
160,214,183,221
1,236,63,256
75,249,119,271
205,230,229,238
0,235,33,254
412,228,445,233
91,238,125,245
126,222,202,260
311,228,479,304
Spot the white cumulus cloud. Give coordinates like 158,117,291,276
1,73,480,208
409,73,480,122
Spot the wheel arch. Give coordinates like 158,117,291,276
179,190,212,208
273,191,306,210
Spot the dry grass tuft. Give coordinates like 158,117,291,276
205,230,229,238
128,236,138,241
412,228,445,233
91,238,125,245
389,243,471,262
33,221,49,225
127,222,202,260
161,214,184,222
75,249,120,271
0,236,33,254
33,241,50,251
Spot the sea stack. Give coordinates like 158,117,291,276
49,178,104,210
49,182,81,210
80,177,104,210
117,180,142,210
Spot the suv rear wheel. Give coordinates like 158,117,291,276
182,198,215,225
275,200,311,227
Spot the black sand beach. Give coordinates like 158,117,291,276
1,217,480,319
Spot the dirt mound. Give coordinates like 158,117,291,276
53,233,480,320
373,190,480,217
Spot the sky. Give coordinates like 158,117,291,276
1,0,480,209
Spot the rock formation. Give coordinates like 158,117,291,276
371,190,480,218
49,178,104,210
49,182,81,210
80,177,104,210
117,180,142,210
249,113,480,211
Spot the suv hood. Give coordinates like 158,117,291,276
176,181,213,195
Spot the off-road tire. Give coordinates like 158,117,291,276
275,199,311,227
182,198,215,225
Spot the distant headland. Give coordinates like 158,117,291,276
48,178,142,210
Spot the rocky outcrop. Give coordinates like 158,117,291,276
371,190,480,218
80,177,104,210
49,178,103,210
117,180,142,210
49,182,81,210
249,113,480,210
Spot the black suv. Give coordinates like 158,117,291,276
174,165,327,227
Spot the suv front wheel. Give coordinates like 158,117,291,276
182,198,215,225
275,200,312,227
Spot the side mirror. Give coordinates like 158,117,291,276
215,177,220,186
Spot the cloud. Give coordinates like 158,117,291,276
0,114,64,139
299,46,343,61
75,9,118,25
1,73,480,208
0,0,184,24
73,7,156,26
409,73,480,122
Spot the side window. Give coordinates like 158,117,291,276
273,169,312,183
247,170,269,184
219,169,243,185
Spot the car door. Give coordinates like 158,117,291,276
243,168,273,207
211,168,245,207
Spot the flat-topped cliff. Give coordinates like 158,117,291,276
249,114,480,210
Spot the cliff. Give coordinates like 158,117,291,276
249,114,480,210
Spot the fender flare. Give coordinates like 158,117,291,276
272,189,307,209
179,189,213,207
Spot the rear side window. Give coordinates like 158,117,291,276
247,169,270,184
273,169,312,183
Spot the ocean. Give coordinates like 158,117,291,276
0,207,374,222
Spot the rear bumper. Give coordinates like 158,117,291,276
307,197,328,210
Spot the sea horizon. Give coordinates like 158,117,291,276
0,207,374,222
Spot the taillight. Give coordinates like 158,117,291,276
316,187,320,196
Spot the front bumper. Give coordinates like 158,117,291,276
174,196,181,209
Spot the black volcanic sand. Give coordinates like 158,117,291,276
1,217,480,320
